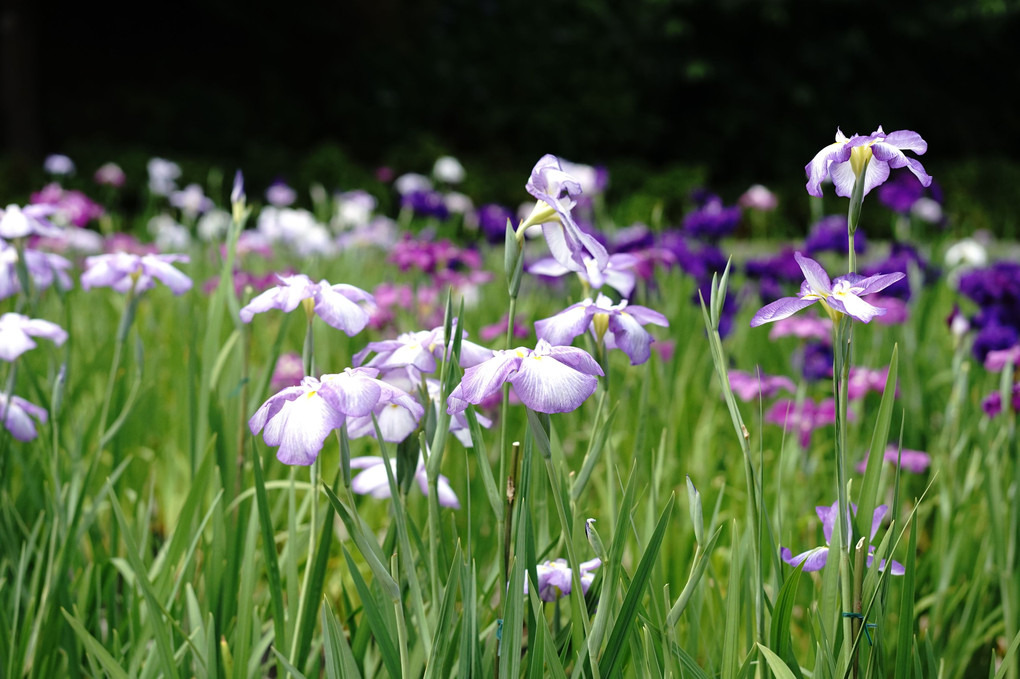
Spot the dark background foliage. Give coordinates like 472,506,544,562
2,0,1019,216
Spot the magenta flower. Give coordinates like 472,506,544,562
249,367,425,465
0,393,48,442
847,366,895,400
0,313,68,361
523,557,602,602
534,293,668,365
270,352,305,391
806,126,931,198
447,339,603,415
240,273,373,336
81,252,192,295
522,155,609,286
350,454,460,508
985,344,1020,372
750,252,904,327
727,370,796,402
781,502,905,574
766,397,848,448
855,445,931,474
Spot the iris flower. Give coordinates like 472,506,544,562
0,394,48,442
806,126,931,198
534,293,668,365
750,252,904,326
781,502,905,574
353,323,492,376
521,155,609,287
523,558,602,602
240,273,373,336
81,252,193,295
350,454,460,508
249,367,425,465
0,313,68,361
447,339,603,414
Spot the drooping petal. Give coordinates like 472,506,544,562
534,301,594,346
350,460,395,498
541,341,604,376
0,325,37,362
805,140,851,197
260,391,345,465
140,254,192,295
607,311,654,365
248,384,308,435
871,142,932,187
827,291,885,323
446,352,521,413
866,553,906,575
314,282,372,335
881,129,927,154
843,271,905,296
317,369,382,417
509,354,597,413
780,546,830,572
750,296,818,327
860,158,891,196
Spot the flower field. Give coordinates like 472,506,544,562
1,135,1019,678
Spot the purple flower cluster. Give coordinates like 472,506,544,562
957,261,1020,363
804,215,867,257
681,192,740,241
765,397,847,449
30,183,105,228
877,168,943,215
781,502,904,574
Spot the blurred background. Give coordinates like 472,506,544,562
2,0,1019,233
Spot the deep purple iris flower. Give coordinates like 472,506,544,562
982,384,1020,418
781,502,905,575
523,557,602,602
681,193,741,241
0,313,68,362
1,394,48,442
81,252,193,295
240,273,373,336
249,367,425,465
534,293,668,365
523,155,609,287
805,126,931,198
750,252,904,327
447,339,603,415
804,215,867,256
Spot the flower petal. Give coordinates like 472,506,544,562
446,352,521,413
794,252,831,294
509,354,597,413
750,296,817,327
534,301,593,346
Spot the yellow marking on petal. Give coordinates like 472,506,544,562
307,390,318,398
592,312,609,343
850,145,874,179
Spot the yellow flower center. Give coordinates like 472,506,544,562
849,145,874,179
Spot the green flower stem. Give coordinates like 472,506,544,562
301,306,315,377
289,458,319,663
98,283,139,448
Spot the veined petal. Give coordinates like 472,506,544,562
350,460,395,498
794,252,831,295
314,283,371,336
750,296,817,327
542,342,604,375
261,392,344,465
140,255,192,295
318,370,382,417
860,158,891,196
534,301,594,346
607,312,654,365
871,142,932,188
621,304,669,327
509,354,597,413
248,385,307,434
848,271,905,296
446,352,521,412
805,140,850,197
780,546,829,572
828,291,884,323
881,129,927,154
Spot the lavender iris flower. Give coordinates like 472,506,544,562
0,313,68,361
855,445,931,474
350,454,460,508
81,252,193,295
750,252,904,327
0,204,60,239
0,242,73,300
523,155,609,287
0,394,48,442
534,293,668,365
805,126,931,198
781,502,905,574
523,558,602,602
528,253,640,299
353,324,491,376
447,339,603,415
169,184,214,219
240,273,373,336
249,367,425,465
